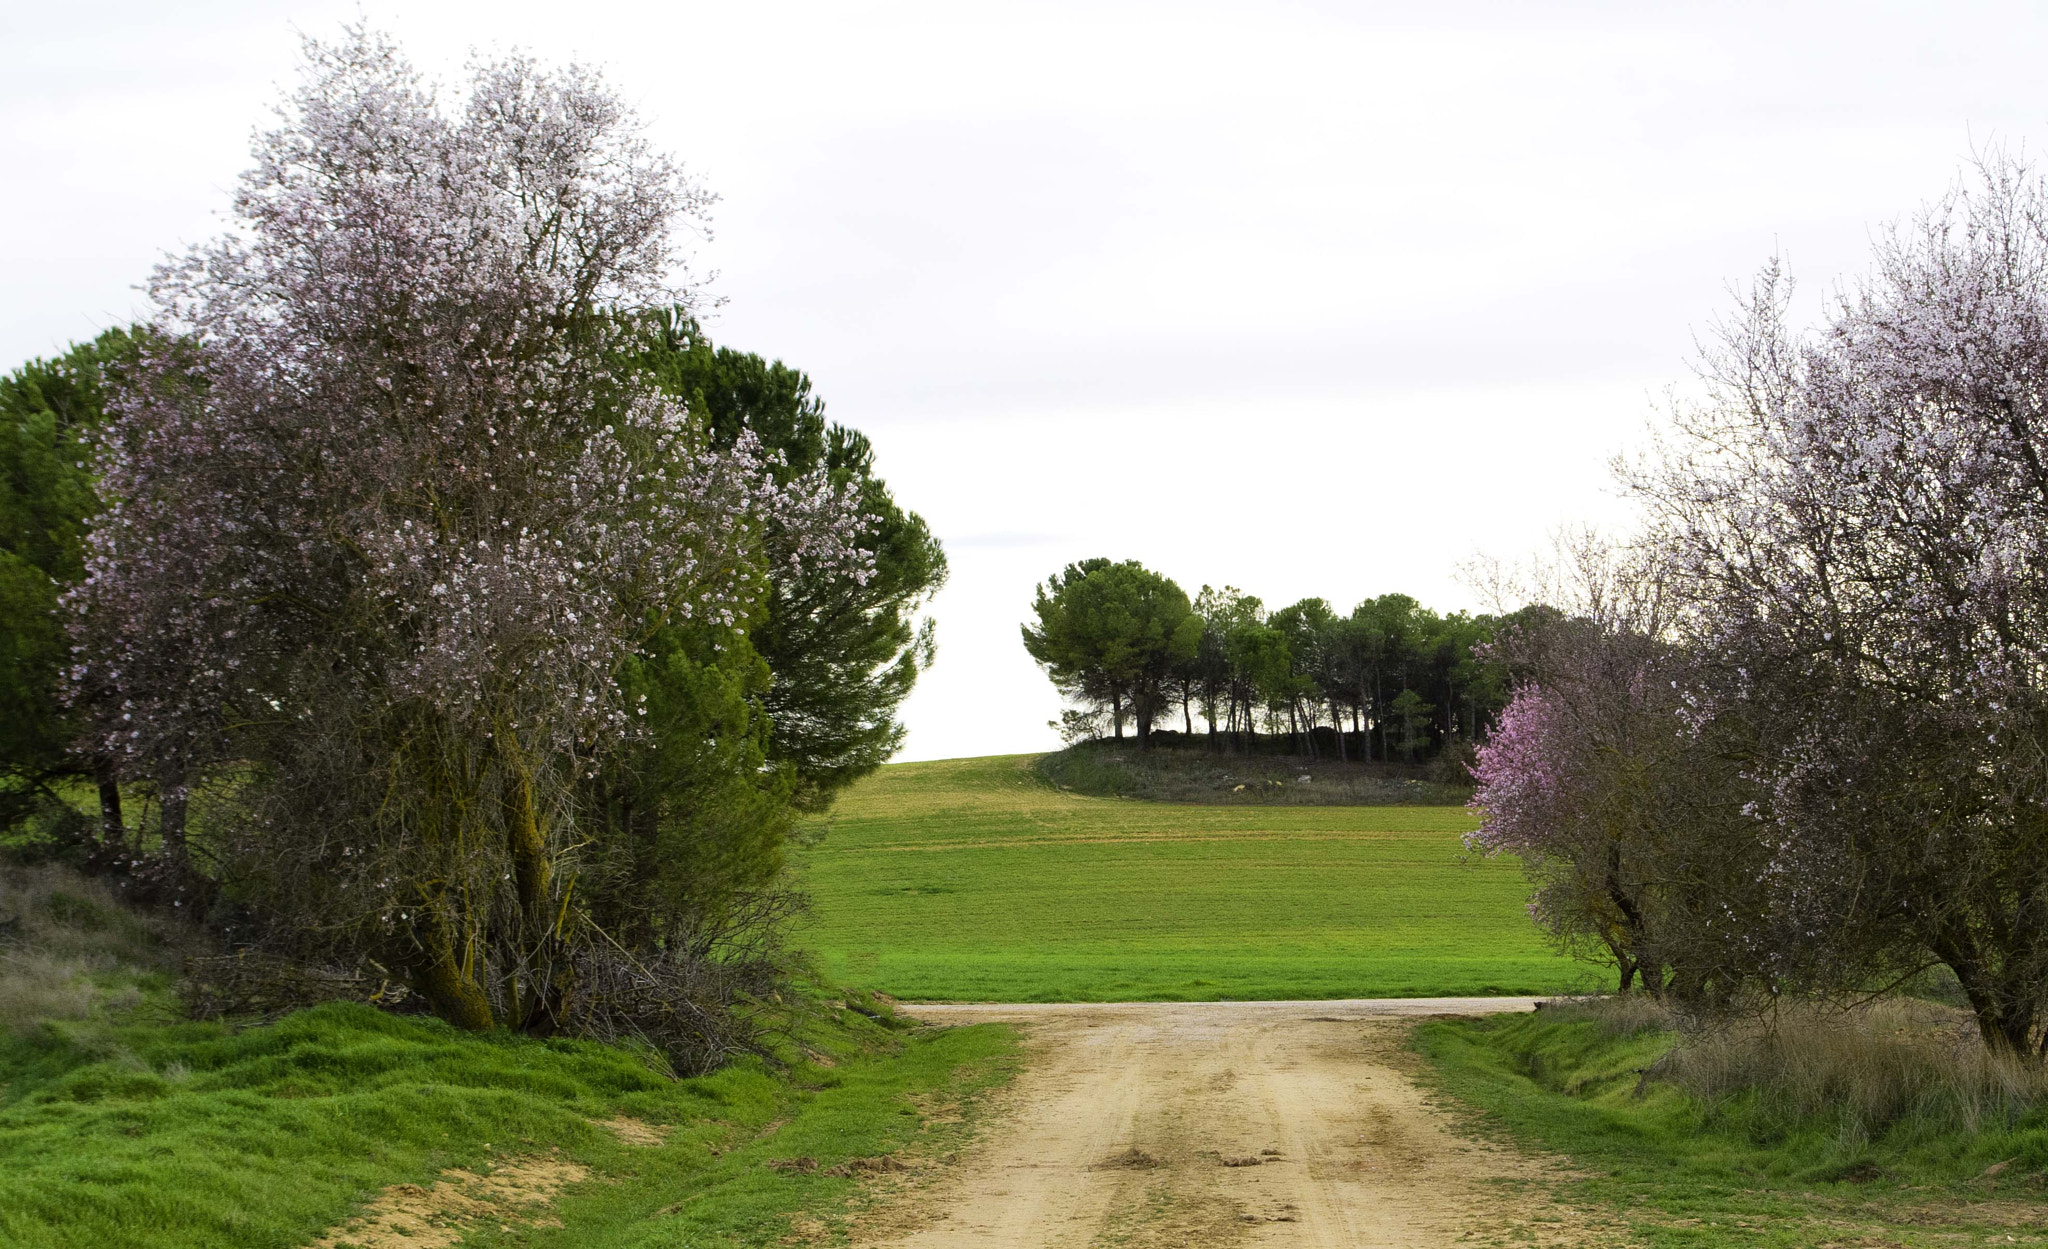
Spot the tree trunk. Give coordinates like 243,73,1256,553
1331,699,1348,762
94,757,125,853
505,748,568,1034
1934,932,2043,1055
1606,938,1639,996
507,763,549,920
1603,848,1653,994
414,907,496,1032
1112,690,1124,740
1372,672,1383,761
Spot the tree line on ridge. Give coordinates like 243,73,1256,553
1022,558,1536,764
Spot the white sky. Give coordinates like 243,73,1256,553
6,1,2046,760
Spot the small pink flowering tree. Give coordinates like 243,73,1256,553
70,29,866,1033
1467,539,1766,1000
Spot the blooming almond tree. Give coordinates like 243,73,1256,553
71,28,867,1032
1631,155,2048,1053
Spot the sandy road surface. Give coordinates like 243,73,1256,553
854,999,1607,1249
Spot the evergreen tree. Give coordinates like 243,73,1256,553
633,313,947,808
1023,559,1200,746
1350,594,1418,761
0,327,140,835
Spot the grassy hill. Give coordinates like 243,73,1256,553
793,754,1584,1002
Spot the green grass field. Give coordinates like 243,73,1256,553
793,754,1586,1002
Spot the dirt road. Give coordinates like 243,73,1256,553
855,999,1606,1249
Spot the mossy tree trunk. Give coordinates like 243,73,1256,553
503,739,570,1035
414,904,496,1032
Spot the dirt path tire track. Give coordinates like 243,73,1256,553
854,999,1616,1249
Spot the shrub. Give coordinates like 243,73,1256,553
1035,740,1471,805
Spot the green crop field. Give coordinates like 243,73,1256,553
794,754,1587,1002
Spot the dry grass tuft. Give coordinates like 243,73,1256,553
1539,994,1676,1038
1663,997,2048,1141
0,862,189,1033
1551,993,2048,1143
0,949,101,1027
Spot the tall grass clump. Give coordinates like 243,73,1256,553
1522,993,2048,1151
1424,991,2048,1204
1537,992,1677,1038
1663,998,2048,1145
0,863,189,1033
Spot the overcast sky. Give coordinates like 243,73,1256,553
7,1,2047,759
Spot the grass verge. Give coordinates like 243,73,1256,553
0,996,1018,1249
1414,1000,2048,1246
0,864,1020,1249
